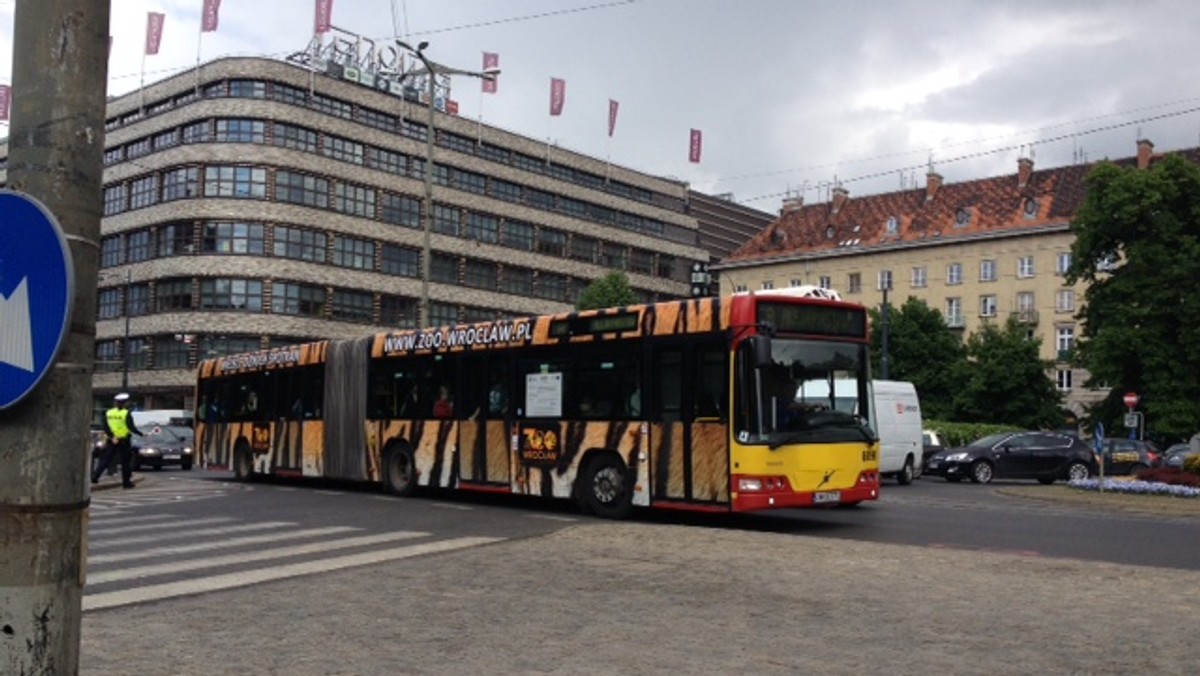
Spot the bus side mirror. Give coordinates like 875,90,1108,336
749,336,773,369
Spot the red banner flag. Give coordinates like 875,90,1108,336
689,129,703,163
202,0,221,32
145,12,166,55
314,0,333,34
0,85,11,122
608,99,619,138
549,77,566,117
482,52,499,94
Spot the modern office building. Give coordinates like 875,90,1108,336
1,53,723,412
715,139,1199,417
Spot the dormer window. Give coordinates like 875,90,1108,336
1023,198,1039,219
954,207,971,227
825,226,835,240
885,216,898,235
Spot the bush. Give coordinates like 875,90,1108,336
1136,467,1200,488
924,420,1023,447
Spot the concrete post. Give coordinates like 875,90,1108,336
0,1,111,673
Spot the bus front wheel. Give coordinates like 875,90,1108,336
383,444,417,496
580,454,633,520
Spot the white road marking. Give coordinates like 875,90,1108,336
88,531,429,584
89,526,362,564
90,522,296,549
83,536,502,611
88,516,235,536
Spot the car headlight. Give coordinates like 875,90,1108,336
183,447,194,455
945,452,969,461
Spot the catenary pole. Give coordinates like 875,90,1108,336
0,0,111,673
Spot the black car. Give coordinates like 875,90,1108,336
1098,438,1160,476
924,430,1096,484
131,424,196,471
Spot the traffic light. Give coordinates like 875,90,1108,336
690,262,712,297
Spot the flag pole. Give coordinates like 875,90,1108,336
139,48,147,113
195,23,203,95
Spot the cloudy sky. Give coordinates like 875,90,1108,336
3,0,1199,213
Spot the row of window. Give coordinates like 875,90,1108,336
101,166,682,281
110,77,678,209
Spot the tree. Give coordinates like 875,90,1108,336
575,271,637,311
950,318,1063,429
868,297,966,419
1066,153,1200,442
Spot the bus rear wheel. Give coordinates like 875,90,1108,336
580,454,633,520
383,444,417,496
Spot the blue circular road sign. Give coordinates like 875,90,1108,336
0,190,74,410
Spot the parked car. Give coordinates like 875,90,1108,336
1098,438,1160,475
924,430,1096,484
1162,443,1199,469
922,429,946,469
131,424,196,471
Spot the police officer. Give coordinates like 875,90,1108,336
92,393,143,488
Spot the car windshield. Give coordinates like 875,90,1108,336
141,425,193,443
967,432,1016,449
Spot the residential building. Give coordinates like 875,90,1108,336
715,139,1199,418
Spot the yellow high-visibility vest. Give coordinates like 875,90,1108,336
106,407,131,439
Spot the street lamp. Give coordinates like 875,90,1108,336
395,39,500,328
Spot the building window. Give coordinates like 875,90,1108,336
911,266,927,288
1023,198,1038,219
126,338,149,372
215,119,266,143
333,182,376,218
381,245,419,277
491,179,523,203
98,288,122,319
980,295,997,317
886,216,898,235
947,263,963,285
155,278,193,312
153,336,191,370
464,259,498,290
365,146,406,174
162,167,200,201
96,340,121,372
228,80,266,98
379,193,421,229
274,170,329,208
600,243,627,269
1057,252,1072,276
1018,256,1035,278
819,275,832,290
379,295,418,329
272,282,326,318
761,281,775,290
103,184,128,216
202,221,265,254
629,250,653,276
273,123,319,153
1056,369,1073,391
535,272,569,302
502,267,534,295
182,120,211,144
431,254,459,284
1056,289,1075,313
200,278,264,311
465,213,499,244
157,222,194,257
432,205,460,236
945,298,963,327
127,229,153,262
273,226,326,263
734,284,748,293
331,289,374,323
358,108,398,132
790,278,803,288
980,259,996,282
569,236,596,263
430,302,459,327
657,255,676,280
1017,291,1036,312
877,269,893,291
101,236,124,267
1056,326,1075,353
127,284,151,316
536,228,566,257
331,236,374,271
205,165,268,199
954,207,972,227
847,273,861,294
501,219,534,251
126,137,152,159
323,135,365,164
129,175,159,209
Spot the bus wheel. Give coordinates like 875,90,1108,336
383,444,417,496
233,443,253,481
581,454,633,520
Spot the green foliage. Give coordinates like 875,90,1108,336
575,271,637,311
950,317,1063,429
924,420,1023,447
1067,154,1200,441
868,297,966,419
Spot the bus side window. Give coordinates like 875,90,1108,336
655,349,684,422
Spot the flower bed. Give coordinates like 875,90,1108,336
1069,478,1200,498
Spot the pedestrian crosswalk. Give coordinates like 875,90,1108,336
85,487,503,612
89,475,237,510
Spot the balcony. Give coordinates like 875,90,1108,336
1012,309,1039,325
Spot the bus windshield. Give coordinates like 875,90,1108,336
742,337,873,446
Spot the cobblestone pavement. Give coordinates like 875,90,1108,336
80,521,1200,675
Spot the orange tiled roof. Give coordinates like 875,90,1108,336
725,142,1200,264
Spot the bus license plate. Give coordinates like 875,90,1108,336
813,491,840,504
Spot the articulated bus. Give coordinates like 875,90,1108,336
194,288,880,518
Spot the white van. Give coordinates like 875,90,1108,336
869,380,923,485
131,409,193,428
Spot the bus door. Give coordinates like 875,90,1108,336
458,353,512,488
650,341,730,505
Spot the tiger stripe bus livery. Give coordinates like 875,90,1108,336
195,289,880,518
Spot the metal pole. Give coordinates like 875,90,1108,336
420,58,435,329
122,267,131,390
0,1,111,671
880,286,891,380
